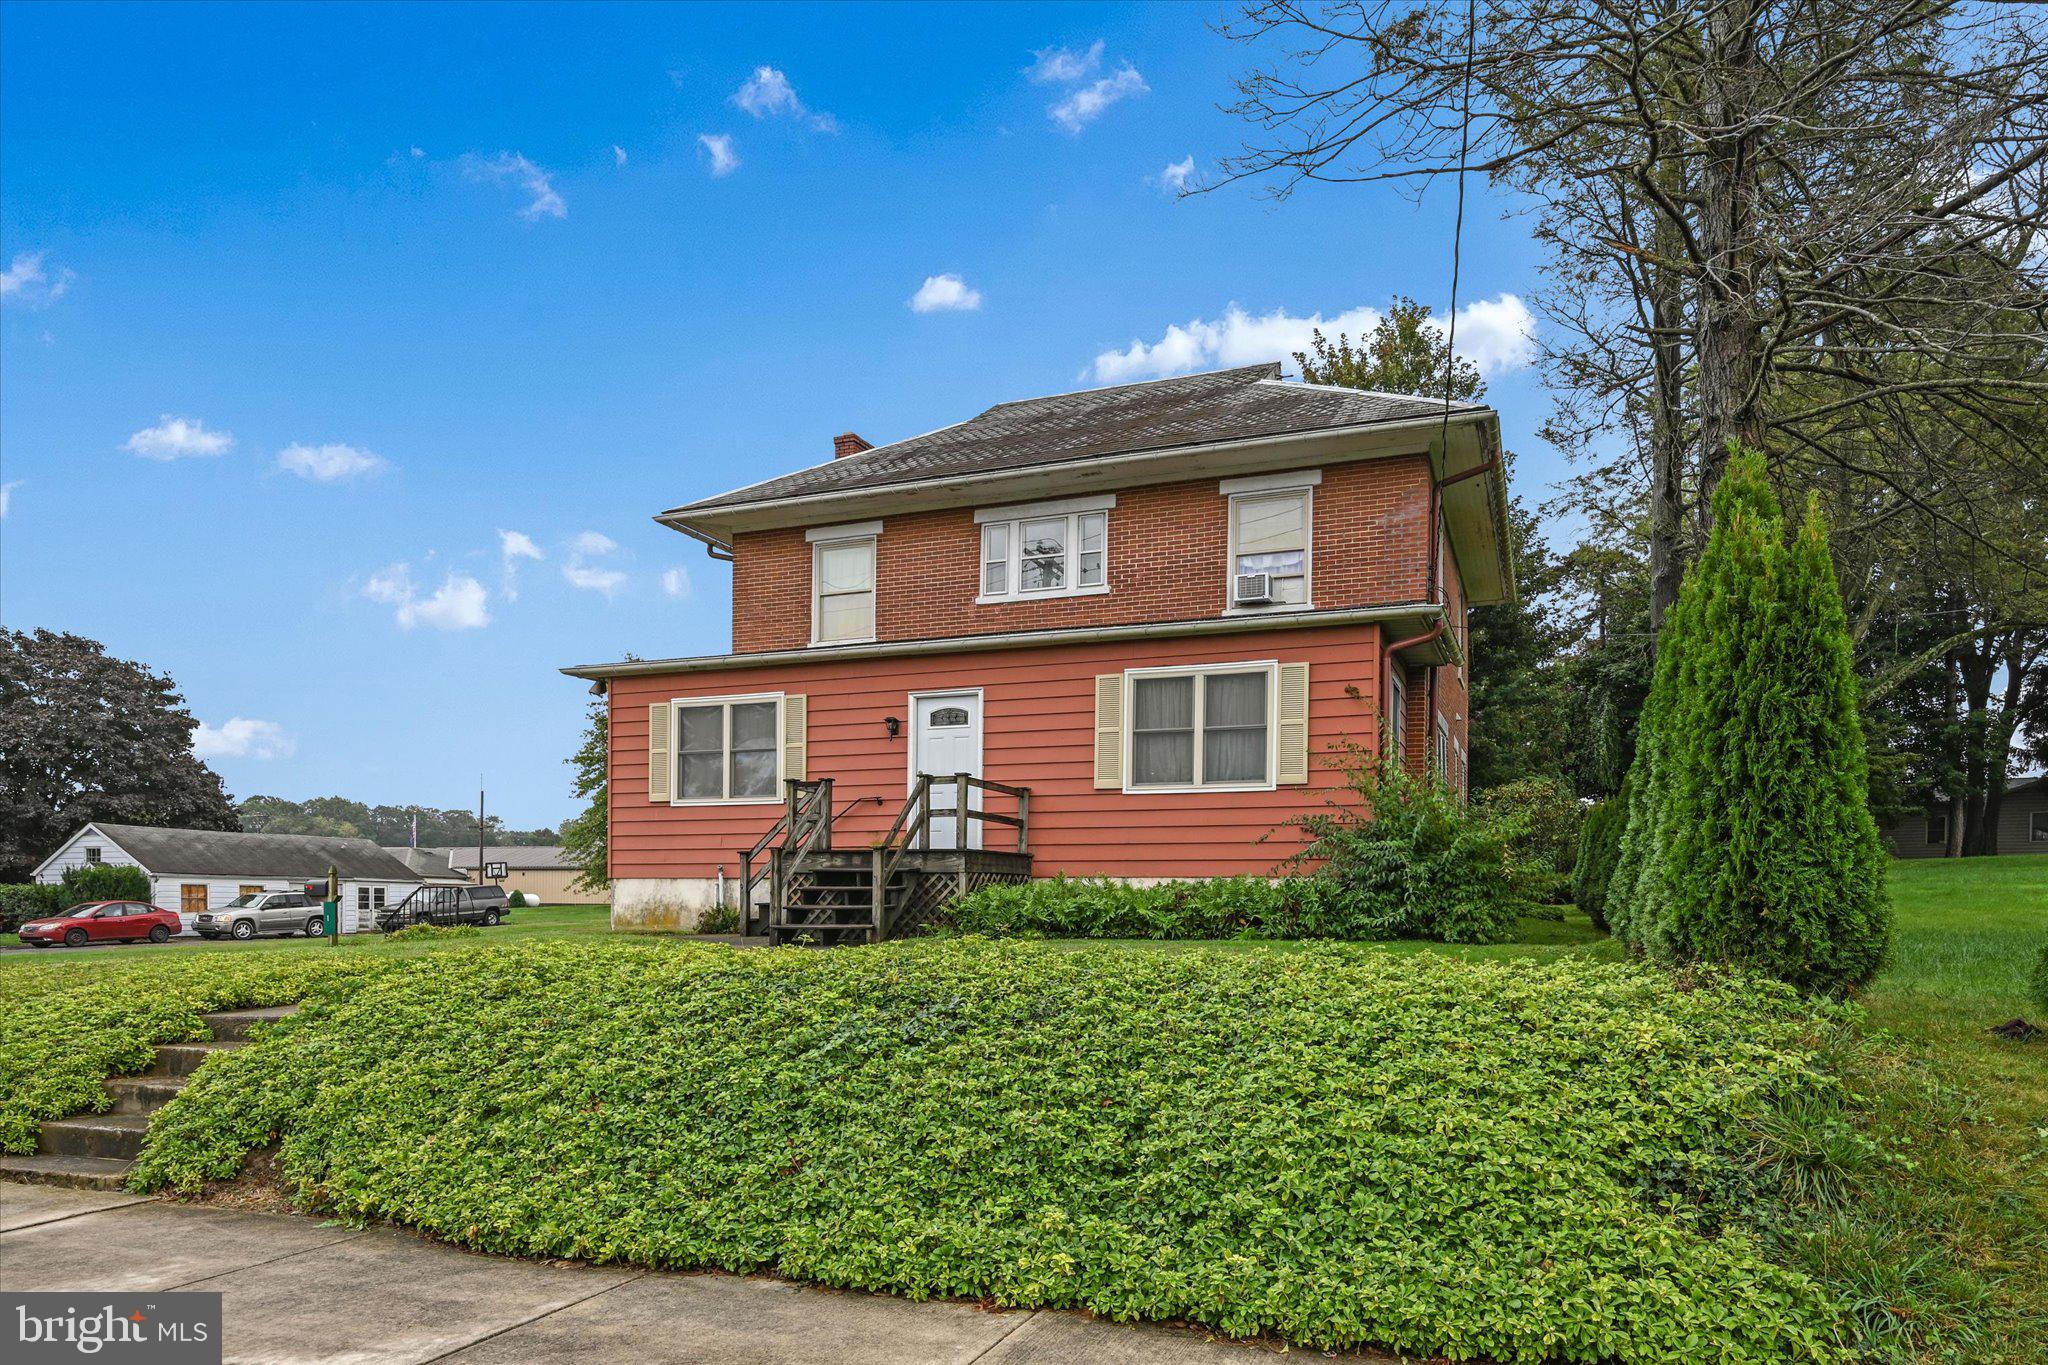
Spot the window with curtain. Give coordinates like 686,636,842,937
980,509,1107,600
1128,666,1271,789
674,697,782,801
813,537,875,643
1230,490,1309,604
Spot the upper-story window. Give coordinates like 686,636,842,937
83,846,102,864
807,521,880,645
975,496,1112,603
1221,470,1318,610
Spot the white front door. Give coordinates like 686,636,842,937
911,692,983,850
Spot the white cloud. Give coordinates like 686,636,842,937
497,528,543,599
0,251,74,306
193,717,295,761
698,133,741,177
462,151,567,220
661,566,692,599
0,481,18,518
1157,156,1196,193
731,65,838,131
277,442,386,482
1087,295,1538,384
612,144,628,166
1028,40,1103,84
125,415,233,460
1049,64,1147,134
909,273,983,313
363,563,491,630
564,531,627,594
409,146,425,158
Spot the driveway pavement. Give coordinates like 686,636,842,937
0,1185,1384,1364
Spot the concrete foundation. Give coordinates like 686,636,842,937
610,877,730,932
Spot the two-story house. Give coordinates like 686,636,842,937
564,363,1514,940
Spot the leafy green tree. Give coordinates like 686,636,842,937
1611,452,1892,993
1292,296,1484,400
560,697,608,896
1466,489,1574,789
236,795,555,847
0,629,238,880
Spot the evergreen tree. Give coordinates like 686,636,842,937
1609,452,1892,993
560,696,609,895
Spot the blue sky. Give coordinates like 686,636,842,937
1,1,1557,828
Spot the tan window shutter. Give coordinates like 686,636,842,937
1093,674,1124,789
1276,662,1311,785
782,694,808,782
647,703,672,803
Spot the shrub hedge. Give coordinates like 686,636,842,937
59,863,153,905
946,874,1363,940
2031,939,2048,1016
130,938,1856,1360
0,882,65,932
1571,793,1627,933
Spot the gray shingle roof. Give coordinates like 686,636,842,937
669,365,1481,516
89,824,424,882
434,845,572,872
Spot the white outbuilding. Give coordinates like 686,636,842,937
32,823,424,933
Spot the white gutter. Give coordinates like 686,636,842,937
562,601,1454,681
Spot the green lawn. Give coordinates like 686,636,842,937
3,865,2040,1359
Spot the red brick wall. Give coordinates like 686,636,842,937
609,623,1389,882
729,457,1435,653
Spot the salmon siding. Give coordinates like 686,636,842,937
608,623,1387,883
567,365,1512,923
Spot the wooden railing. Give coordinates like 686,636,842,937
737,778,833,933
871,773,1030,937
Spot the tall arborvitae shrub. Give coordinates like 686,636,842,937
1570,787,1626,932
1608,451,1892,994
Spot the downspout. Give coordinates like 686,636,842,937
661,517,735,562
1382,620,1447,772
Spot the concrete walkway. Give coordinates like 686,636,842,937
1,1185,1382,1364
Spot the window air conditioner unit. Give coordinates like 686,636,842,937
1234,571,1274,605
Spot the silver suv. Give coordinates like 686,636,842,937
195,892,327,941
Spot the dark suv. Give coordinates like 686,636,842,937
377,884,511,931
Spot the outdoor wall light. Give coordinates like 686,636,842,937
884,715,902,740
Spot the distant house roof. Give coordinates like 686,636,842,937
435,845,573,872
380,847,471,884
43,824,424,882
667,364,1487,517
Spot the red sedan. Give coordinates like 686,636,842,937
16,901,183,948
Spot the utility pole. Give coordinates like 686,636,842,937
476,786,486,887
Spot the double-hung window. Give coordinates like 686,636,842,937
976,498,1110,601
808,525,878,644
1127,663,1273,790
1222,471,1317,609
674,695,782,802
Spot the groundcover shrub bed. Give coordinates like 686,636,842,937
135,938,1855,1360
0,953,386,1153
944,874,1372,940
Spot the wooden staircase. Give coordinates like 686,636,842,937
0,1007,292,1190
740,775,1032,947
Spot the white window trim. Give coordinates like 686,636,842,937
810,534,878,646
803,519,884,543
1217,468,1322,496
1120,659,1280,795
972,493,1116,523
977,507,1110,604
1224,485,1314,615
667,691,787,806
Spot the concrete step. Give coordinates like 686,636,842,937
102,1075,187,1115
202,1006,295,1042
39,1113,153,1161
149,1040,240,1077
0,1153,134,1191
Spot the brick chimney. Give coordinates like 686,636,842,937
833,431,873,459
